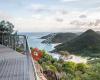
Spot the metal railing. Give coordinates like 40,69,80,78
24,36,39,80
0,34,25,53
0,33,38,80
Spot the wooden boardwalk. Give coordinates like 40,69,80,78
0,45,35,80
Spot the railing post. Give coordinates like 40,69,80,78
2,33,4,45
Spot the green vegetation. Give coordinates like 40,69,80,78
0,20,14,33
0,20,14,44
55,29,100,57
33,49,100,80
41,33,77,43
0,20,24,52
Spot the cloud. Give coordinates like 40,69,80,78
26,3,68,15
10,10,99,32
61,0,79,2
0,11,13,21
27,4,48,13
56,18,64,22
27,3,59,14
0,0,100,32
1,9,100,32
79,14,87,18
89,7,100,12
70,18,100,30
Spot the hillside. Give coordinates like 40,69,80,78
97,31,100,34
41,33,56,39
41,33,77,43
55,29,100,56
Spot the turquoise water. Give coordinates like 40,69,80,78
21,32,57,52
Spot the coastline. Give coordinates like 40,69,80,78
49,51,88,63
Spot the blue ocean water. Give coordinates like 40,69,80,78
19,32,57,52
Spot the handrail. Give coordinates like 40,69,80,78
24,36,38,80
0,34,39,80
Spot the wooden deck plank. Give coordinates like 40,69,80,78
0,45,34,80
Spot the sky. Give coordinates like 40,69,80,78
0,0,100,32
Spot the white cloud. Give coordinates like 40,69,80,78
0,9,100,32
11,10,100,32
61,0,79,2
0,11,13,21
26,3,52,14
26,3,68,15
30,4,45,9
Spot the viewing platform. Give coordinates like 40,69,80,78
0,44,36,80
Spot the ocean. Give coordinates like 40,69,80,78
19,32,58,52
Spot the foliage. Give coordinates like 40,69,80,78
62,62,76,74
0,20,14,33
31,48,100,80
16,47,24,52
55,29,100,57
41,33,77,43
0,20,14,44
76,63,88,73
48,65,57,72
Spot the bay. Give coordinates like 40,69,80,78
19,32,87,63
19,32,59,51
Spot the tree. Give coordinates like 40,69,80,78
0,20,14,45
62,62,76,74
76,63,88,73
6,21,14,33
0,20,14,33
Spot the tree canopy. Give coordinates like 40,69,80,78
0,20,14,33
